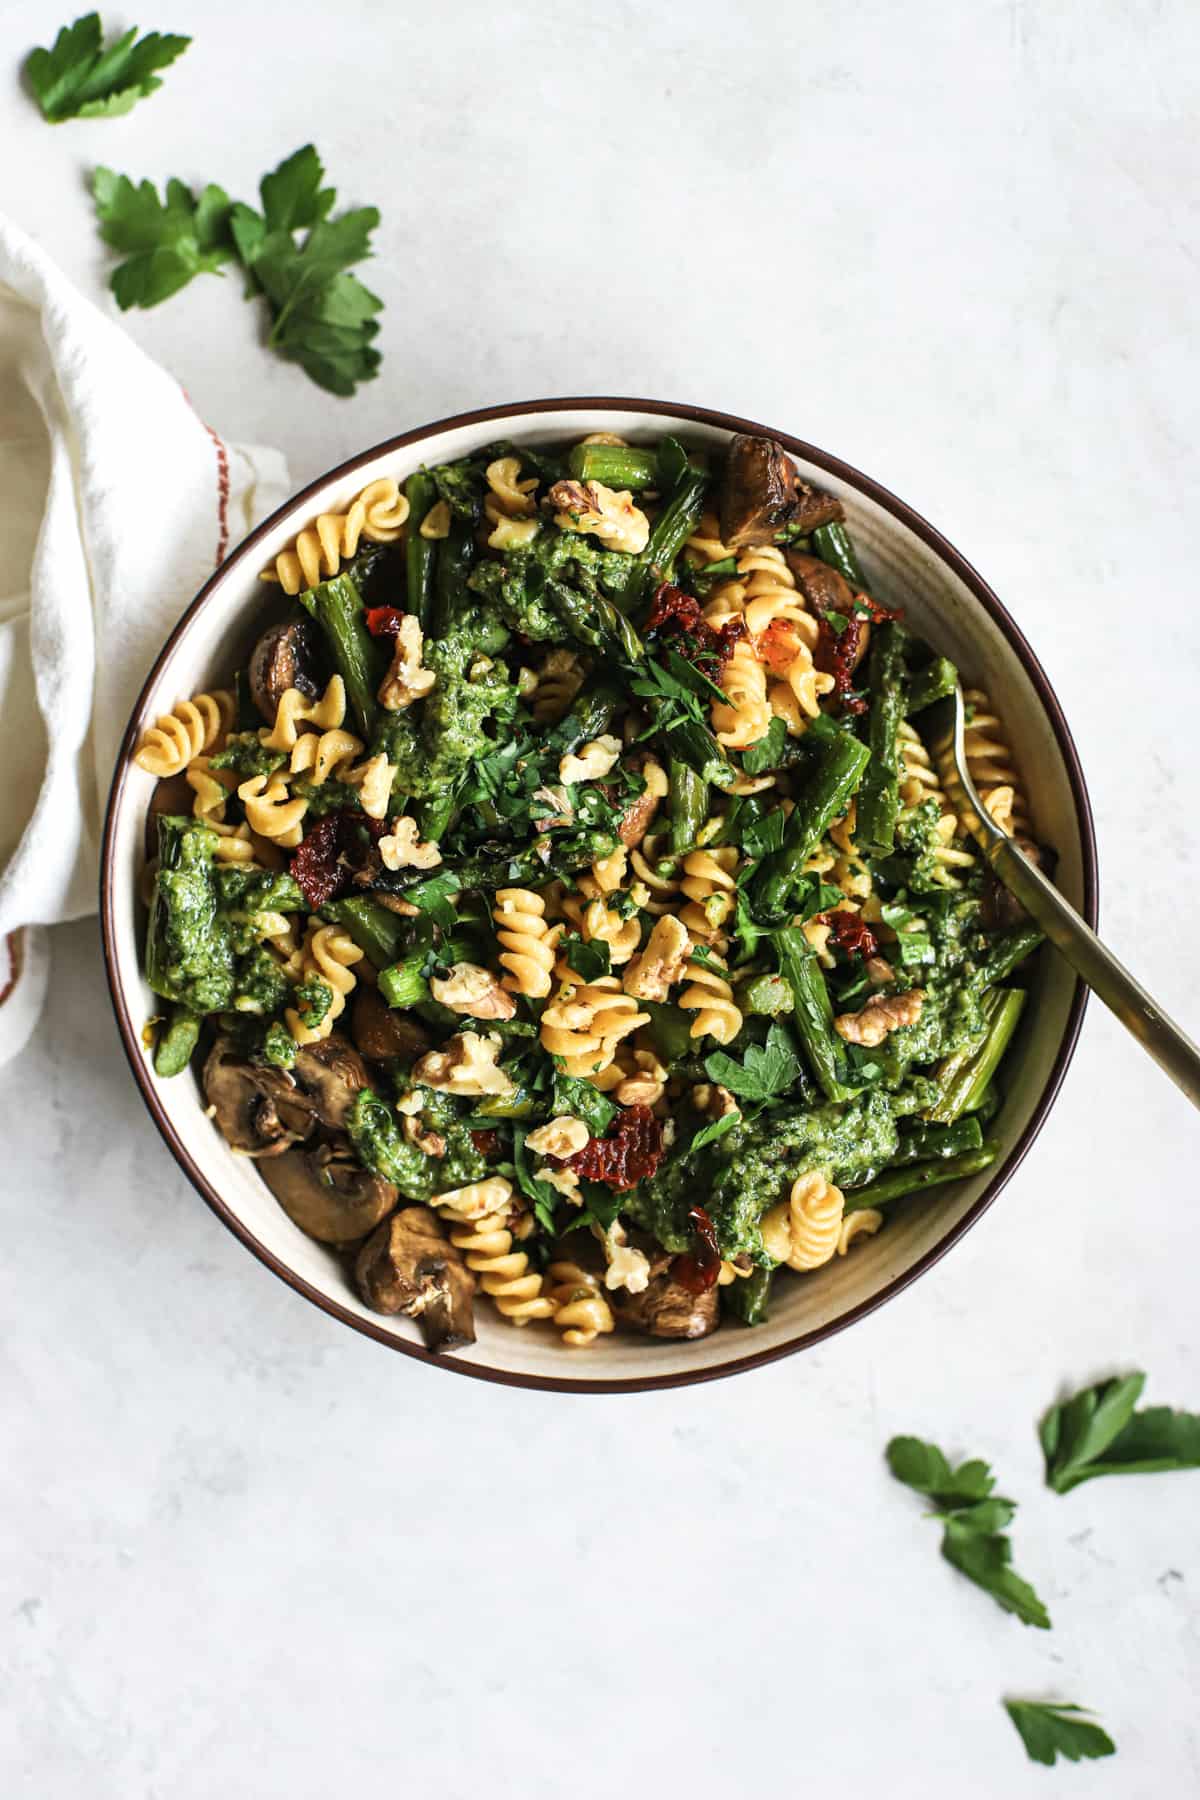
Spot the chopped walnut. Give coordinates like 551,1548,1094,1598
412,1031,515,1097
602,1220,651,1294
429,962,516,1020
865,955,896,987
379,816,442,871
559,734,622,785
378,615,436,711
402,1115,446,1158
531,783,574,829
548,480,651,555
525,1115,591,1159
542,1165,582,1201
834,988,924,1047
623,915,692,1001
691,1082,740,1119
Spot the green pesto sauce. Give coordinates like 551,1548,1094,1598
209,732,287,780
349,1088,486,1202
375,613,515,799
146,818,236,1013
629,1091,903,1264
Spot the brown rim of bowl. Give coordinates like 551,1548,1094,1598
100,396,1097,1396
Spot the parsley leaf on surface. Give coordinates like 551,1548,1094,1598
704,1021,803,1103
91,144,383,394
229,146,382,396
940,1520,1050,1629
1003,1701,1115,1767
92,168,235,309
26,13,190,122
1041,1372,1200,1493
886,1435,1051,1630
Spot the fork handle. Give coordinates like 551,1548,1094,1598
989,837,1200,1110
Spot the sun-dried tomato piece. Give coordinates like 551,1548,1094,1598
646,581,746,676
567,1104,664,1192
813,908,879,960
470,1128,502,1158
290,811,385,910
815,592,900,715
365,605,407,640
672,1205,723,1293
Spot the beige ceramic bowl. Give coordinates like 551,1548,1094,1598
101,399,1096,1392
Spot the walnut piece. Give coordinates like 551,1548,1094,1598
429,962,516,1020
623,915,692,1001
559,734,622,785
834,988,924,1047
412,1031,515,1097
542,1165,582,1201
547,480,651,556
525,1115,590,1158
379,816,442,871
403,1115,446,1158
865,955,895,987
378,615,436,711
602,1221,651,1294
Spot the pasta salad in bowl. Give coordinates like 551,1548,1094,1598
102,402,1095,1390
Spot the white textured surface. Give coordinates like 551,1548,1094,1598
2,1,1199,1794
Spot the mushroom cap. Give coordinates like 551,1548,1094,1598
351,985,432,1063
259,1141,398,1244
355,1207,476,1350
612,1269,721,1339
248,619,322,725
202,1033,369,1157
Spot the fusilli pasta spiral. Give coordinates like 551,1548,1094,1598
629,833,681,915
134,690,233,778
677,954,742,1045
495,888,560,999
186,756,257,864
532,648,586,724
837,1208,883,1255
896,721,976,887
288,726,364,785
237,774,308,847
261,478,410,594
711,639,771,749
962,688,1030,837
545,1262,615,1346
760,1169,846,1271
261,676,347,753
438,1176,556,1326
285,919,364,1045
679,845,739,945
540,977,650,1079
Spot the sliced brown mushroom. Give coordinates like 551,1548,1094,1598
355,1206,476,1351
720,434,844,548
351,984,433,1063
248,619,322,724
612,1269,721,1339
287,1035,370,1131
202,1032,368,1157
260,1140,398,1244
203,1036,314,1157
980,838,1056,932
784,550,855,613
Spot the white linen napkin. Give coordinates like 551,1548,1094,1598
0,216,290,1067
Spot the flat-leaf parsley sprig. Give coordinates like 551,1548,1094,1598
26,12,190,122
91,144,382,395
1003,1700,1116,1767
886,1435,1051,1629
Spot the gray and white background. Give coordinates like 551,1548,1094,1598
3,2,1199,1794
